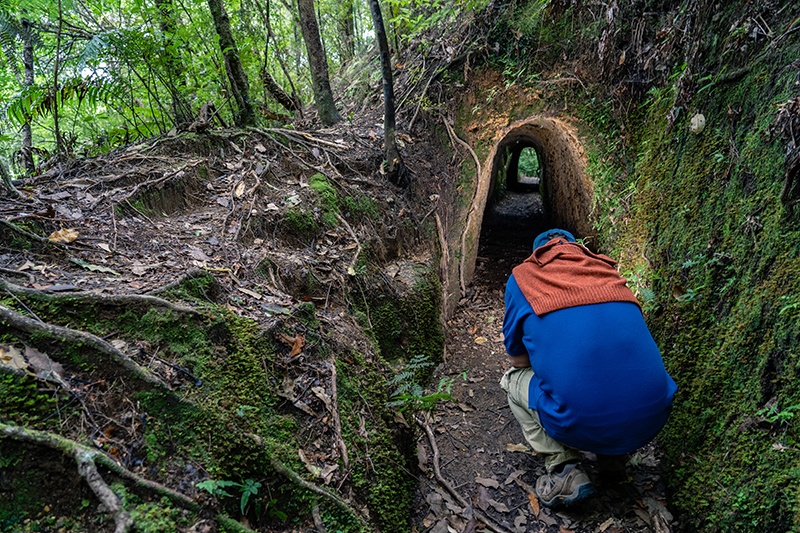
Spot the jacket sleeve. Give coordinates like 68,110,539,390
503,274,532,357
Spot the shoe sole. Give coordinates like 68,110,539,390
539,483,596,508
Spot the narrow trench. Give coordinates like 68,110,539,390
414,122,671,532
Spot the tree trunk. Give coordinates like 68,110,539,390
256,0,302,114
368,0,408,187
20,18,35,174
53,0,63,154
206,0,256,127
155,0,192,125
296,0,340,126
337,0,355,63
262,68,300,113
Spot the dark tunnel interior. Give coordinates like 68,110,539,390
476,140,551,289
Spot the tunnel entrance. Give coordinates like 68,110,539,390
454,116,594,306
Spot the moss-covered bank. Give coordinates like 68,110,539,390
0,268,434,531
474,0,800,530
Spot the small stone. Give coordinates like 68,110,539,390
689,113,706,133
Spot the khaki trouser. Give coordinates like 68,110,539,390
500,366,582,473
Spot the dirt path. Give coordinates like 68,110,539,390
412,194,675,533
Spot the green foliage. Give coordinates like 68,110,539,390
386,354,465,412
517,147,540,177
197,478,262,515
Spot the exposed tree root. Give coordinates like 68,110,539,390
414,413,512,533
0,218,68,250
439,114,482,298
270,458,369,530
75,449,134,533
0,303,163,388
0,277,201,316
0,421,253,533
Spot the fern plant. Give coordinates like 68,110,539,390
386,354,464,412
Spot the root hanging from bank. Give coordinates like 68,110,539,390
0,303,163,388
0,422,253,533
0,277,201,316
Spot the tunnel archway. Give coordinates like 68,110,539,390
458,116,594,299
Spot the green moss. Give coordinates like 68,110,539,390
579,29,800,530
0,372,65,428
283,207,319,240
355,267,444,364
337,352,413,531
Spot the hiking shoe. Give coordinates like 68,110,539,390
535,463,595,508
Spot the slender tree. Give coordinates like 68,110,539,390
255,0,300,114
206,0,256,127
296,0,339,126
368,0,407,186
53,0,63,153
19,18,34,173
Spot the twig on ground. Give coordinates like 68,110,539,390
329,359,349,470
270,458,369,530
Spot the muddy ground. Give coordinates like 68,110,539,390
411,192,675,533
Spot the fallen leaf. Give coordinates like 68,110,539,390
48,228,79,243
234,181,246,198
237,286,262,300
506,443,529,453
476,485,490,511
599,518,616,531
187,246,211,261
474,336,488,344
559,527,574,533
489,499,510,513
70,258,120,275
290,334,305,357
25,346,64,376
97,243,111,252
475,476,500,489
0,345,29,373
319,463,338,484
298,449,321,477
311,386,332,412
513,513,527,532
527,493,540,516
503,469,525,485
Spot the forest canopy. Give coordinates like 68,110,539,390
0,0,490,173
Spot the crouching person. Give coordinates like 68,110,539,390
500,229,677,508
